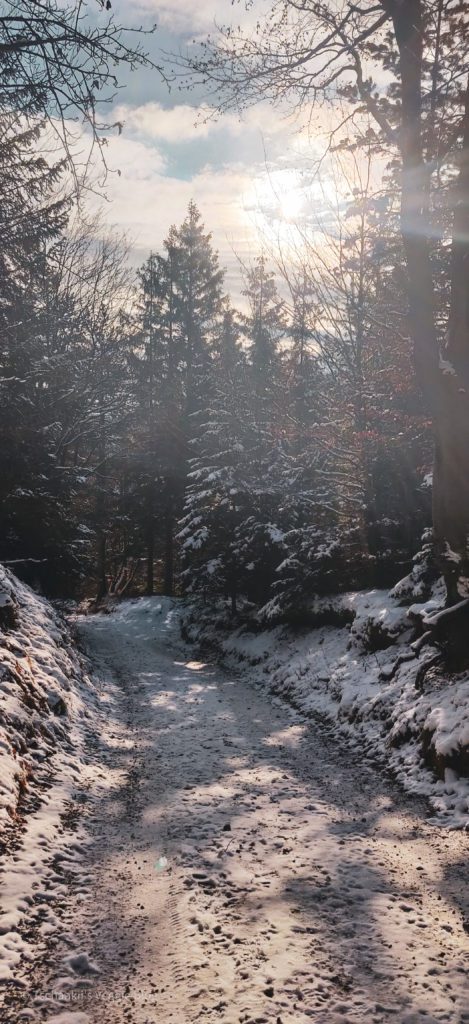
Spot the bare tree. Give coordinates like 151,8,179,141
0,0,161,178
46,215,135,598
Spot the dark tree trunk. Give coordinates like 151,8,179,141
96,533,107,603
163,503,174,596
146,478,155,596
433,77,469,599
389,0,439,401
95,404,108,603
389,1,469,602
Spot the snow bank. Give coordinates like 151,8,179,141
0,567,90,825
89,594,180,641
183,589,469,828
0,565,98,982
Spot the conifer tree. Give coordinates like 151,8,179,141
234,256,288,605
0,115,75,591
241,254,285,393
179,310,248,612
130,204,225,594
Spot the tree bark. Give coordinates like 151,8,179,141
388,0,440,404
96,532,107,603
95,402,108,603
146,255,156,598
389,1,469,601
163,501,174,597
433,76,469,599
146,478,155,596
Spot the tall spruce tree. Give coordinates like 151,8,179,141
0,115,75,591
179,304,248,612
129,204,225,594
169,201,225,415
237,256,288,605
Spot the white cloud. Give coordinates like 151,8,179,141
83,100,329,303
133,0,266,35
102,132,167,177
112,99,294,148
113,102,214,142
88,132,269,300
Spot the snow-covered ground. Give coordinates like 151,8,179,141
2,596,468,1024
0,568,104,1001
183,588,469,829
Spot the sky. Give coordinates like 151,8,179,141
86,0,324,300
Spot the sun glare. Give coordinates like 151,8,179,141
242,166,341,240
279,185,304,222
248,168,306,224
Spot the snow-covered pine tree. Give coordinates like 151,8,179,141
0,114,79,592
162,204,226,591
179,307,250,613
169,201,225,416
128,253,177,594
128,205,226,595
148,244,186,596
258,266,343,621
233,256,289,606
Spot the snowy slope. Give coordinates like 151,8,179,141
0,566,99,983
183,589,469,829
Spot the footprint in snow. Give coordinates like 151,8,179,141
65,952,100,976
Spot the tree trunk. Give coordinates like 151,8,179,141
433,76,469,598
390,1,469,602
146,478,155,596
96,532,107,603
95,403,108,603
163,502,174,597
389,0,439,402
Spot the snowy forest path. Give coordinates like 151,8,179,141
68,601,468,1024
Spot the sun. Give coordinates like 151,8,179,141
243,168,306,233
279,185,304,222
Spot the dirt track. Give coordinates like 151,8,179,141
37,603,469,1023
